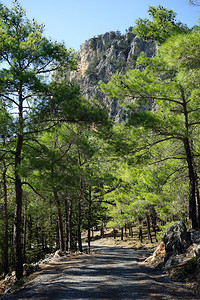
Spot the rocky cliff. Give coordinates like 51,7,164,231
70,30,156,122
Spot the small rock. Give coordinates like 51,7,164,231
4,287,11,294
165,256,174,270
54,249,62,257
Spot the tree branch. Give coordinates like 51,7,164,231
0,94,19,107
22,181,46,200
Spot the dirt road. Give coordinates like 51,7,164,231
2,245,199,299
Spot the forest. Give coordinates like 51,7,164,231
0,0,200,281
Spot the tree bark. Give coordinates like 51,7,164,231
181,89,198,229
77,180,83,252
113,228,117,239
3,167,9,276
138,218,143,243
87,185,92,254
146,214,153,243
23,197,27,263
121,227,124,240
14,133,24,280
125,223,127,237
100,224,104,238
150,206,158,242
196,178,200,227
69,196,73,251
184,138,198,228
128,223,133,237
64,196,69,252
54,191,65,252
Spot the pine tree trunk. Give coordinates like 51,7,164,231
28,216,32,251
181,90,198,229
138,218,143,243
77,180,83,252
184,138,198,228
23,197,27,263
14,133,24,280
92,227,94,239
121,227,123,240
113,228,116,239
150,206,158,242
125,223,127,237
64,196,69,252
196,179,200,227
69,197,73,251
3,167,9,276
146,214,153,243
129,223,133,237
54,191,64,252
88,223,91,254
87,185,92,254
101,224,104,238
14,174,23,280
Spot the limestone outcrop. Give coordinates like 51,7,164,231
163,221,192,261
70,30,156,121
145,222,200,293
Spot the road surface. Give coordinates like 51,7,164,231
2,245,199,299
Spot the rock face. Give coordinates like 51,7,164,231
70,30,156,122
163,221,192,261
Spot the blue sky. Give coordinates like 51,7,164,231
1,0,200,50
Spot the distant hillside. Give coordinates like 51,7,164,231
70,30,156,121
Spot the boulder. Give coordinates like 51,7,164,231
194,244,200,258
191,231,200,244
163,221,192,261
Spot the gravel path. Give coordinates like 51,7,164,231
2,245,199,300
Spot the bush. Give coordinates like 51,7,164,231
181,256,198,275
85,56,98,76
90,37,98,51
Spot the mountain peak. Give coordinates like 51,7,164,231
71,30,156,121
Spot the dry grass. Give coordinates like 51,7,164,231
83,226,160,251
